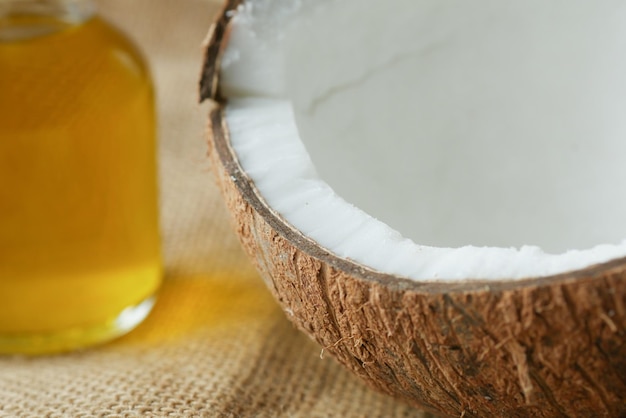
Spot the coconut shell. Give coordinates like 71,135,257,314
200,2,626,416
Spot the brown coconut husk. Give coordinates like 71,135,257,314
200,2,626,416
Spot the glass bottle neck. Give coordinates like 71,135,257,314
0,0,95,21
0,0,95,41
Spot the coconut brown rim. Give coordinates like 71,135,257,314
200,2,626,417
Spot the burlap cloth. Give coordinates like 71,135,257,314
0,1,432,416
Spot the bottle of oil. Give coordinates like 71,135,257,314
0,0,162,354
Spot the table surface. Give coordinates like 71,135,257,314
0,1,431,416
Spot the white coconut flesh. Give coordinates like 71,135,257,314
219,0,626,281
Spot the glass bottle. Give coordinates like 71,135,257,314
0,0,162,354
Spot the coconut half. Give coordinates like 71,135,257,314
200,1,626,416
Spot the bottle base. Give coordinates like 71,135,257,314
0,296,156,355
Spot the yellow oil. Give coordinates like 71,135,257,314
0,15,162,353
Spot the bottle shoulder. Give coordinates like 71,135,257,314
86,17,151,80
0,14,153,121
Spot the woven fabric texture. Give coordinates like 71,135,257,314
0,1,431,416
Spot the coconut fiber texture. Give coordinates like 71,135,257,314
0,0,429,417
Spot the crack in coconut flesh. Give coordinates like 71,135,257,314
218,0,626,281
201,0,626,416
